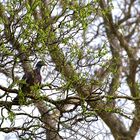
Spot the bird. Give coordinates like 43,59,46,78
10,61,46,108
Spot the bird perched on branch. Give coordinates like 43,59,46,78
10,61,46,108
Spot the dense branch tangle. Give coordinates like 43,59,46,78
0,0,140,140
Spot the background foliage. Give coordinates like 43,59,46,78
0,0,140,139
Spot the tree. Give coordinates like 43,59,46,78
0,0,140,139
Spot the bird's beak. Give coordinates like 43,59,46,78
44,63,47,67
